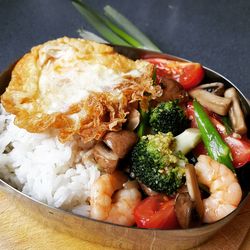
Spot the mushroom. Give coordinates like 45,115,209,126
175,164,204,228
224,87,247,135
93,142,119,174
103,130,138,158
126,108,140,131
153,77,189,105
196,82,225,96
139,182,159,196
189,88,231,115
185,164,204,220
175,192,198,229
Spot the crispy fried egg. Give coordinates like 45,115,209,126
1,37,161,142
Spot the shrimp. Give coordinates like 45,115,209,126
194,155,242,223
106,181,141,226
90,171,141,226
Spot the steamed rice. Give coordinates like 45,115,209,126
0,104,100,217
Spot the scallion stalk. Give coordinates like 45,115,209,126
104,5,161,52
102,18,143,48
72,0,130,46
72,0,144,48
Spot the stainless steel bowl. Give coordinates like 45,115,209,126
0,46,250,250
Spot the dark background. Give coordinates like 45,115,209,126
0,0,249,97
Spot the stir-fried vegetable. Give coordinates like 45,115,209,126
134,195,178,229
193,100,235,172
131,132,186,195
188,102,250,168
144,58,204,89
175,128,201,155
131,129,202,195
211,116,250,168
149,100,189,136
137,109,149,138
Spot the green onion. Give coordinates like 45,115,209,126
72,0,130,46
193,100,235,173
77,28,108,43
102,18,143,48
221,116,233,135
104,5,161,52
72,0,144,48
137,109,149,138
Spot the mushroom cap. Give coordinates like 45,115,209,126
175,192,202,229
103,130,138,158
93,142,119,174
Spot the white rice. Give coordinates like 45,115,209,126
0,104,100,217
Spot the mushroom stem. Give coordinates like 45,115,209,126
139,182,159,196
185,164,204,221
224,88,247,135
174,164,204,229
126,108,140,131
189,88,231,115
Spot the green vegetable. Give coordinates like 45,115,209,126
72,0,155,49
102,17,142,48
221,116,233,135
131,132,186,195
193,99,234,172
72,1,162,51
72,0,130,46
104,5,161,52
149,100,189,136
175,128,201,155
137,109,149,138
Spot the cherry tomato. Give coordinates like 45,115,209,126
145,58,204,89
224,136,250,168
134,195,178,229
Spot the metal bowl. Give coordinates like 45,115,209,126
0,45,250,250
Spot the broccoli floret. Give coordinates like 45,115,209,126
131,132,186,195
149,100,189,136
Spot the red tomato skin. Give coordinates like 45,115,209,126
134,195,179,229
144,58,204,90
224,136,250,168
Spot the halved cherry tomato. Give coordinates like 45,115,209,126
134,194,178,229
145,58,204,90
224,136,250,168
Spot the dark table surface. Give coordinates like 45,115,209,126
0,0,249,97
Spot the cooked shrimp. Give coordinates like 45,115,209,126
194,155,242,223
106,181,141,226
90,171,141,226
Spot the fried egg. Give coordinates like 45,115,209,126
1,37,161,142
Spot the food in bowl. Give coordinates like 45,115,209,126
0,37,249,229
